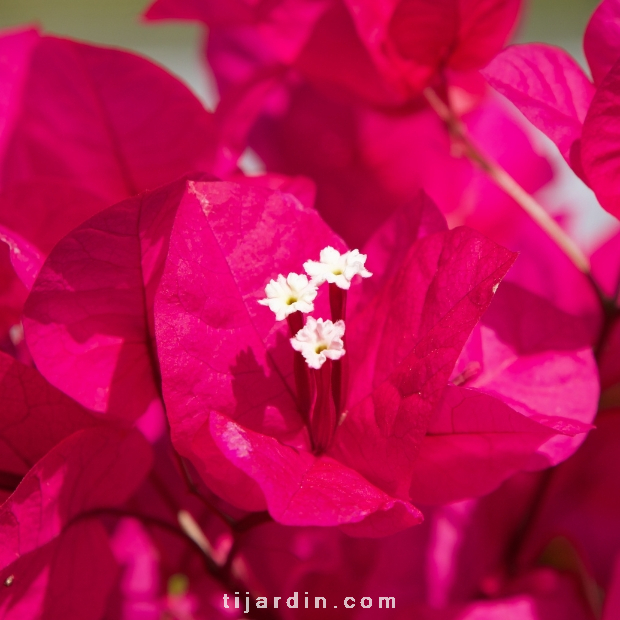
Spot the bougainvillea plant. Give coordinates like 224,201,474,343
0,0,619,618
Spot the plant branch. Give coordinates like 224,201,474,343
69,507,280,620
423,87,592,277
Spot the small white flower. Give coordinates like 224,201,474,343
258,273,318,321
290,317,346,369
304,246,372,290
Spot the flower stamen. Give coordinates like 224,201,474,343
259,248,369,454
290,317,346,370
258,273,318,321
304,246,372,290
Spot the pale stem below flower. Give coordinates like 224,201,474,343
423,87,591,276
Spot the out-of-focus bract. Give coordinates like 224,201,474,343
0,0,618,618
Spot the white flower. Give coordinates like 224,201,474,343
304,246,372,290
258,273,318,321
290,317,346,369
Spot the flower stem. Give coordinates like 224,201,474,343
329,283,348,415
422,87,592,276
287,311,312,419
70,507,279,620
311,361,337,455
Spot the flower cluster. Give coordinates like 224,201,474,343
258,246,371,452
0,1,619,619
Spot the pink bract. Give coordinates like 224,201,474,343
23,176,211,422
0,428,153,619
481,44,595,165
343,0,522,96
0,26,233,339
482,1,620,220
146,0,523,103
19,171,317,426
519,410,620,591
0,352,98,493
412,282,598,505
250,86,552,248
357,203,598,506
23,177,599,533
581,57,620,219
0,29,228,202
584,0,620,86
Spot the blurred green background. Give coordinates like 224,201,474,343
0,0,602,108
0,0,215,107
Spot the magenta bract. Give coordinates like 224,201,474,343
153,179,519,532
482,1,620,220
22,176,599,533
584,0,620,86
0,30,226,202
0,428,153,618
410,282,597,505
249,87,552,248
0,352,98,490
146,0,522,103
581,57,620,219
0,27,232,340
482,44,595,165
23,176,213,421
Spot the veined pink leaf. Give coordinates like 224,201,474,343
585,0,620,86
482,44,594,162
